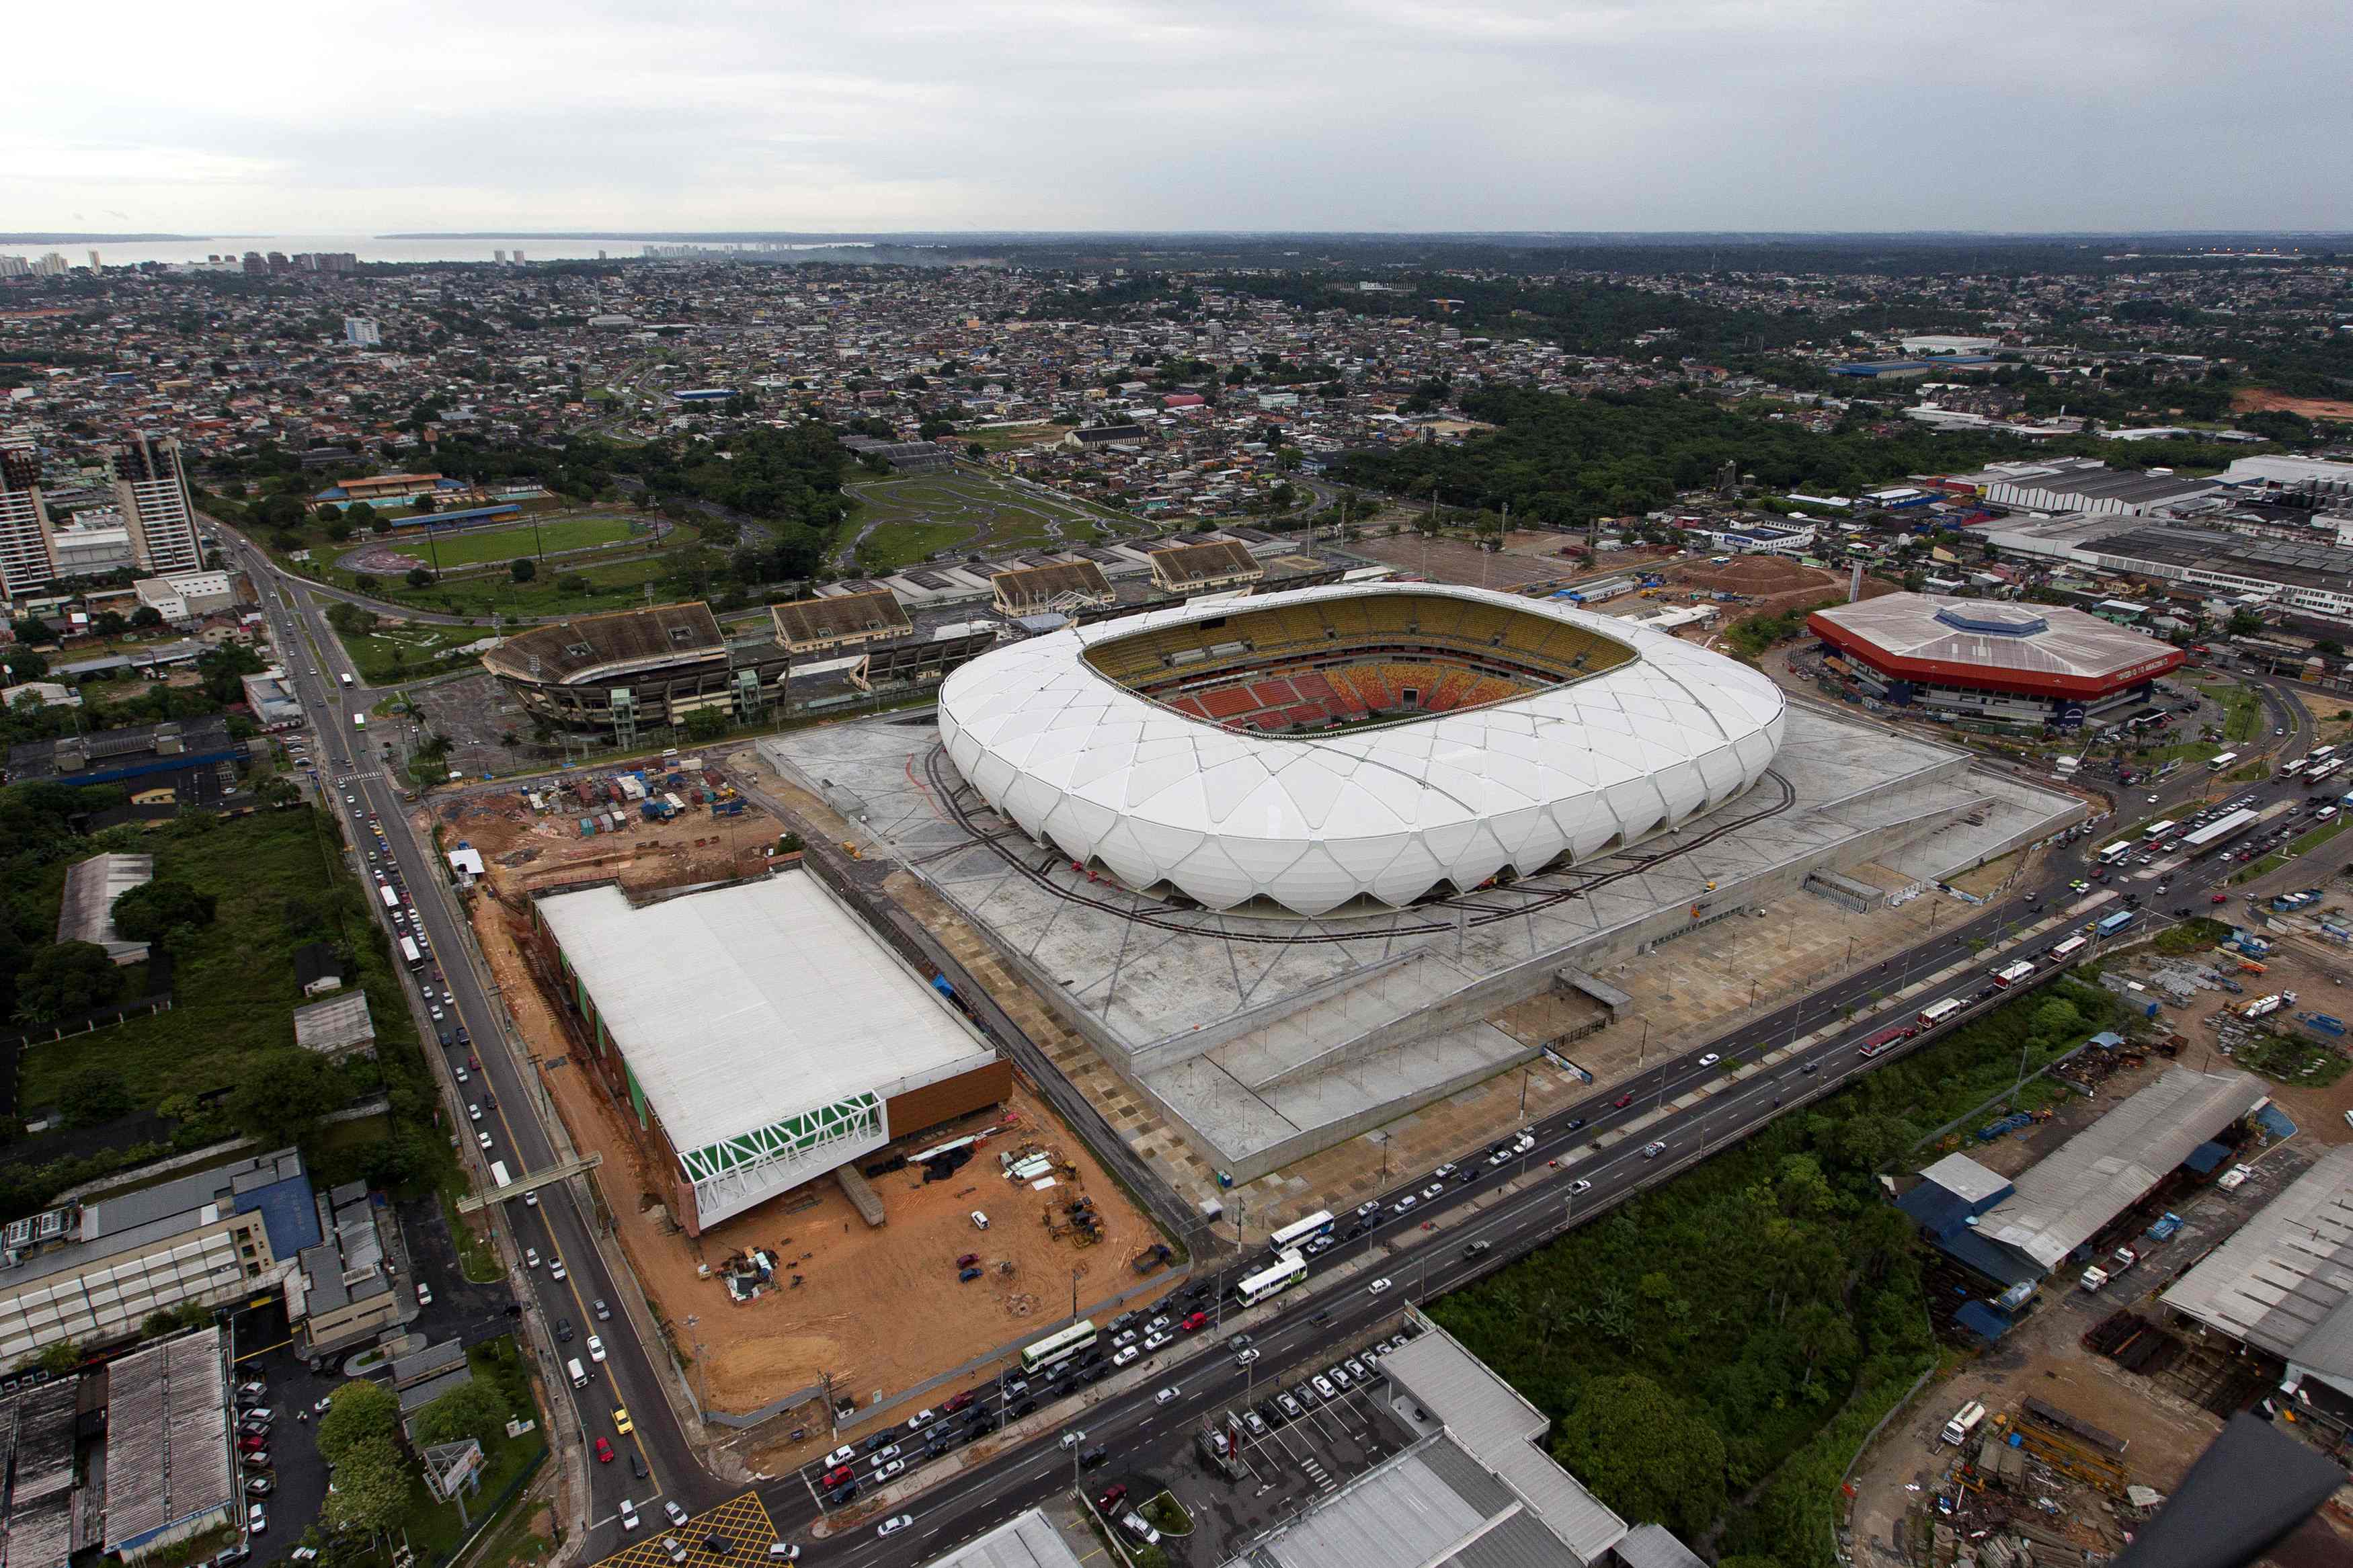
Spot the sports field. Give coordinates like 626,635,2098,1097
844,469,1132,573
383,512,647,568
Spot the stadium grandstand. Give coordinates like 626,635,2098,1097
939,582,1784,916
770,588,914,654
992,559,1117,618
1150,539,1263,594
482,602,794,737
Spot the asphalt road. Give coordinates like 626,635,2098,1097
221,527,706,1539
216,542,2328,1567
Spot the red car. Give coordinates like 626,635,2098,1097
1179,1311,1209,1333
1612,1092,1634,1110
2210,893,2228,904
956,1253,980,1268
595,1438,614,1465
1098,1484,1127,1512
942,1391,976,1415
824,1463,856,1487
239,1434,268,1454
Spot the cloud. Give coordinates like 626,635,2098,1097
3,0,2344,233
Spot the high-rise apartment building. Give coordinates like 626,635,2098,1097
0,255,29,278
0,440,58,604
108,434,203,575
344,316,382,347
34,253,69,277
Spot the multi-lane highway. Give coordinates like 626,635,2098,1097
211,538,2327,1565
217,525,704,1545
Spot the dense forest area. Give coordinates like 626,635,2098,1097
1432,981,2116,1567
1331,386,2269,526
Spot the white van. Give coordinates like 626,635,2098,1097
567,1358,588,1389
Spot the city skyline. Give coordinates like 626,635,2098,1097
11,0,2350,236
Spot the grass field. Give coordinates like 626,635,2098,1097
389,513,647,569
340,622,492,686
2199,679,2264,743
845,469,1133,572
17,809,411,1112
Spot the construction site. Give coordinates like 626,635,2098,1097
426,772,1170,1431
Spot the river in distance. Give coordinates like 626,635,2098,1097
47,235,860,267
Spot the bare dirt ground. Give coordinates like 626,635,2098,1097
1351,533,1579,591
440,780,1170,1434
2233,387,2353,421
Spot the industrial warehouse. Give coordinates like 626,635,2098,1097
1806,591,2186,729
527,869,1010,1234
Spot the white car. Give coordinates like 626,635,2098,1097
1112,1346,1139,1368
824,1445,856,1469
1311,1375,1336,1399
468,1104,482,1122
476,1131,493,1151
1235,1348,1260,1366
1566,1179,1592,1196
1059,1429,1086,1449
907,1409,937,1432
875,1458,906,1481
1367,1278,1392,1295
1698,1053,1720,1067
877,1516,914,1538
665,1500,689,1526
588,1335,606,1363
551,1260,567,1282
248,1504,268,1535
969,1210,989,1230
870,1444,902,1469
619,1499,640,1532
1154,1387,1180,1405
525,1247,541,1269
415,1282,432,1306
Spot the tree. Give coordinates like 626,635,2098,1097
2227,608,2266,638
14,942,124,1024
354,574,380,595
405,567,437,589
110,878,218,944
344,500,376,530
129,605,165,629
510,557,537,583
556,573,590,593
322,1436,409,1540
682,707,729,743
1551,1375,1726,1540
61,1066,136,1127
1,645,47,682
413,492,436,515
317,1378,403,1468
226,1046,347,1150
408,1377,508,1449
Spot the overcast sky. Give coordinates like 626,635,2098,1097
9,0,2348,235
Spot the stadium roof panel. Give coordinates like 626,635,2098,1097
1808,591,2183,698
485,602,725,686
938,583,1785,917
534,877,998,1155
770,588,914,652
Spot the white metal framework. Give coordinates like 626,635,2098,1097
936,583,1787,917
677,1091,885,1230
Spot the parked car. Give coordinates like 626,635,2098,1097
665,1501,689,1527
1098,1484,1128,1511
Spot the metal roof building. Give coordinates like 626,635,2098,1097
939,583,1786,917
292,991,376,1059
56,852,154,965
2161,1145,2353,1399
1808,593,2184,704
102,1328,235,1560
920,1510,1087,1568
1975,1068,2266,1273
532,872,1006,1234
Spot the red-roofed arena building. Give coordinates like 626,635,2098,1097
1806,592,2184,731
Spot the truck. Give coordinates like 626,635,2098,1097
1130,1243,1173,1276
2241,994,2284,1020
2083,1245,2140,1291
489,1160,512,1190
712,798,747,818
1939,1400,1987,1446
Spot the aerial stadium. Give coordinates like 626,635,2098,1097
936,583,1788,917
767,580,2085,1182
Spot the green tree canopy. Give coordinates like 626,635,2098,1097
60,1066,136,1126
227,1046,348,1150
1550,1374,1727,1540
407,1377,508,1450
110,878,218,944
509,556,536,582
322,1435,409,1540
317,1378,402,1468
14,942,124,1024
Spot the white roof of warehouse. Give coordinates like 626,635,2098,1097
535,876,996,1151
937,582,1785,917
1977,1067,2266,1271
2161,1145,2353,1379
921,1510,1086,1568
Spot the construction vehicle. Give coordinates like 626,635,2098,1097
1131,1243,1173,1275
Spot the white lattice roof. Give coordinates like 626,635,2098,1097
937,583,1786,916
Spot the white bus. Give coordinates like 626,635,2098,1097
2206,752,2239,774
379,884,401,911
1234,1249,1309,1308
2097,841,2133,866
399,936,423,970
1915,998,1965,1030
1992,959,2036,988
1019,1319,1097,1374
2048,935,2089,962
1265,1210,1336,1255
353,712,366,730
2142,819,2178,841
339,672,354,688
488,1160,512,1190
2313,745,2339,764
2284,757,2310,778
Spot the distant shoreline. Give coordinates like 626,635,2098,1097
0,234,211,243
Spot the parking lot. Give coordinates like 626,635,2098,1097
1094,1323,1423,1561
